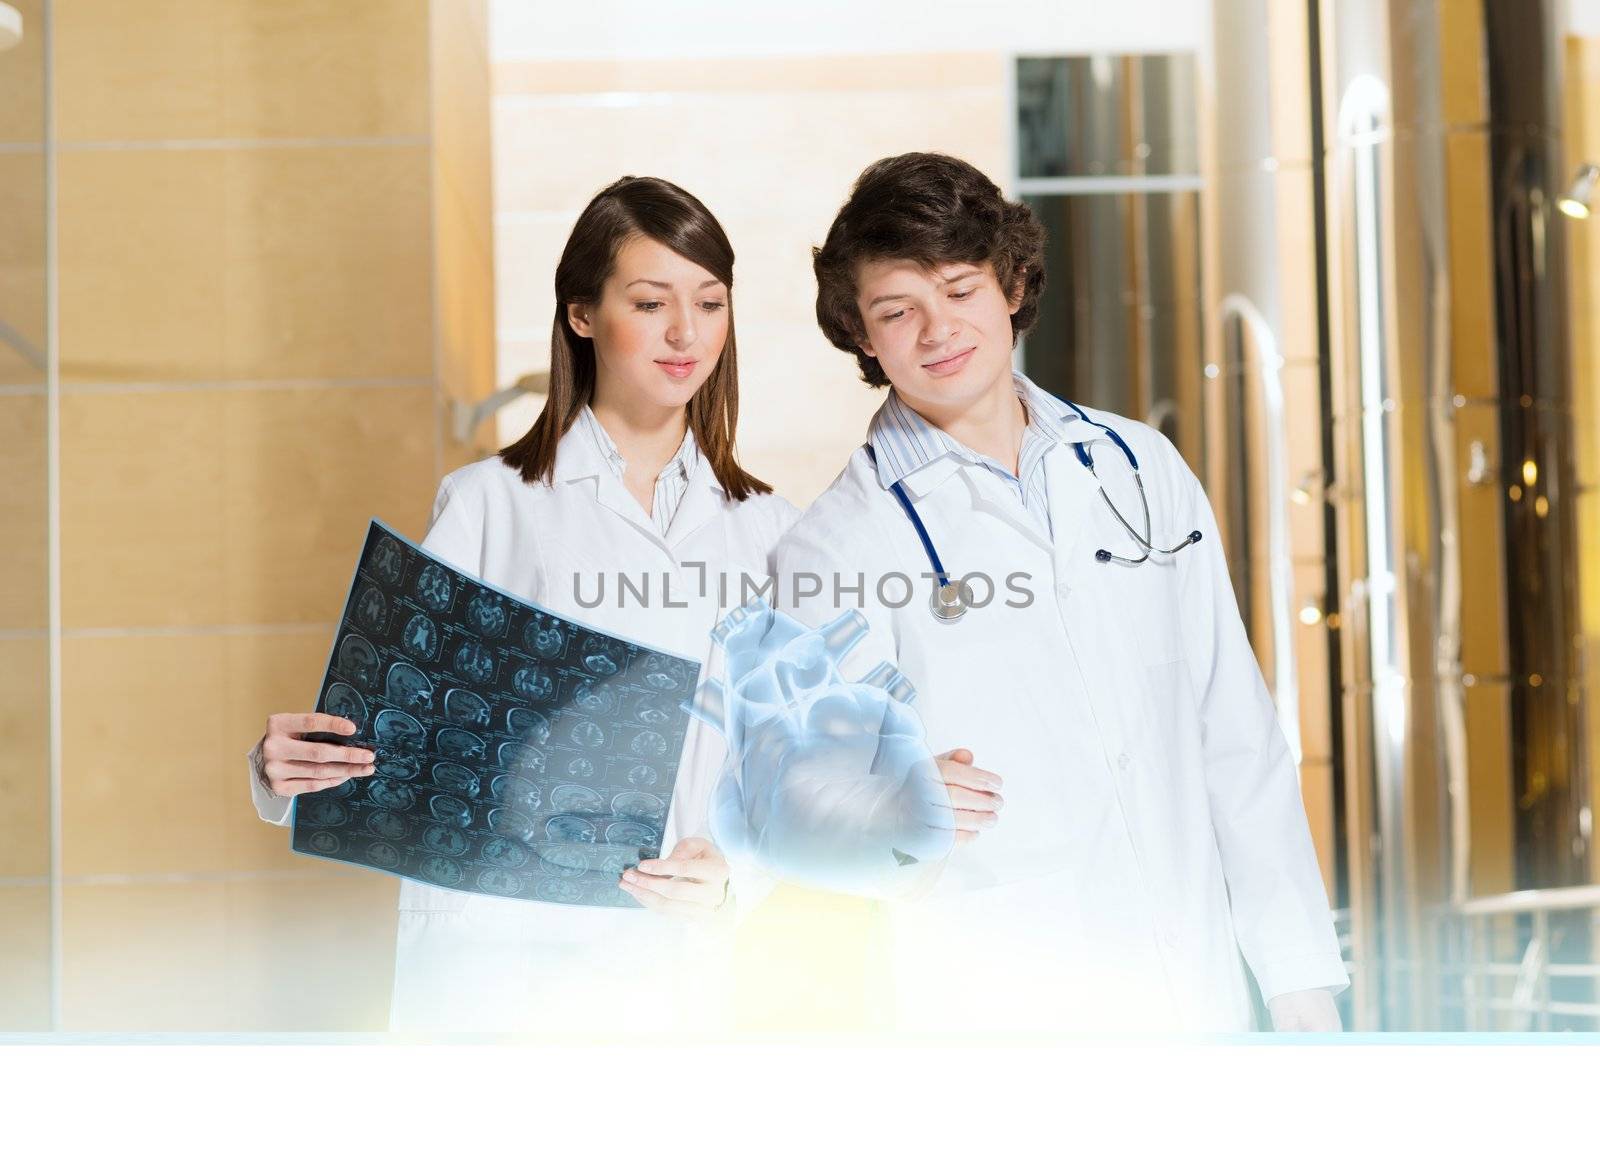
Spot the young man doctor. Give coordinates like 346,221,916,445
776,152,1347,1032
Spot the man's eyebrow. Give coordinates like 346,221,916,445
866,291,912,309
937,266,984,283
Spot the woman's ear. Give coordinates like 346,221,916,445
567,302,594,338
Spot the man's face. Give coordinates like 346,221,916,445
853,258,1022,415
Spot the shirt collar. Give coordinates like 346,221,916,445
577,404,699,484
865,369,1104,492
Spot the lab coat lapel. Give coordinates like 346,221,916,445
551,423,676,557
1043,441,1100,595
662,454,722,549
951,464,1053,557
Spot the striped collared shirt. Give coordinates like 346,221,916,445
578,405,699,536
866,371,1075,540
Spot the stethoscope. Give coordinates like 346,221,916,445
867,401,1203,624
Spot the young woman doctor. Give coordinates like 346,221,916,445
245,176,799,1033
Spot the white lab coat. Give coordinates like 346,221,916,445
774,402,1348,1033
250,423,798,1033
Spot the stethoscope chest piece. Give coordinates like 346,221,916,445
930,578,974,623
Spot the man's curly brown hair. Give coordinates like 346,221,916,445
812,152,1047,388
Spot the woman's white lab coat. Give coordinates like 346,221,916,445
249,423,798,1033
774,404,1348,1032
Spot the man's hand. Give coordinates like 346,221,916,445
935,747,1003,844
619,836,730,919
1267,989,1342,1032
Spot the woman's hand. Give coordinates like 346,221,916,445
619,836,730,919
259,713,375,797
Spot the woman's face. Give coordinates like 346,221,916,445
568,234,730,414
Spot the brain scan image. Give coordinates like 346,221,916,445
573,681,616,714
374,751,419,781
418,856,463,886
372,535,406,585
336,635,380,689
612,791,665,820
480,836,530,869
546,815,597,844
443,687,491,730
512,666,555,702
372,709,425,751
630,730,668,757
430,761,480,798
505,707,551,745
300,799,347,827
467,590,509,637
356,587,388,633
428,793,473,829
422,824,469,856
415,563,453,612
487,805,536,843
368,779,417,812
476,869,523,897
537,843,591,878
367,809,408,840
633,701,671,726
435,728,486,763
402,613,439,661
308,831,341,854
323,683,368,729
384,661,433,714
605,820,658,848
582,652,619,676
526,620,566,660
293,521,697,908
452,640,496,684
535,878,584,904
490,774,540,811
497,739,545,776
550,784,605,814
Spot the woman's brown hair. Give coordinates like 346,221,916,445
499,175,771,500
813,152,1046,388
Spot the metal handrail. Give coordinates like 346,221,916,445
1431,886,1600,1031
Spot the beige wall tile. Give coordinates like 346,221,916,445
61,874,395,1031
0,636,50,879
0,0,45,144
0,151,48,385
57,149,228,384
0,886,51,1030
63,626,399,878
61,385,435,629
61,629,415,879
221,146,434,382
54,0,429,143
62,880,231,1030
0,396,48,630
63,634,231,877
222,872,396,1030
58,146,433,385
494,52,1003,96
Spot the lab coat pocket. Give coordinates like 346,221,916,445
1126,562,1188,667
